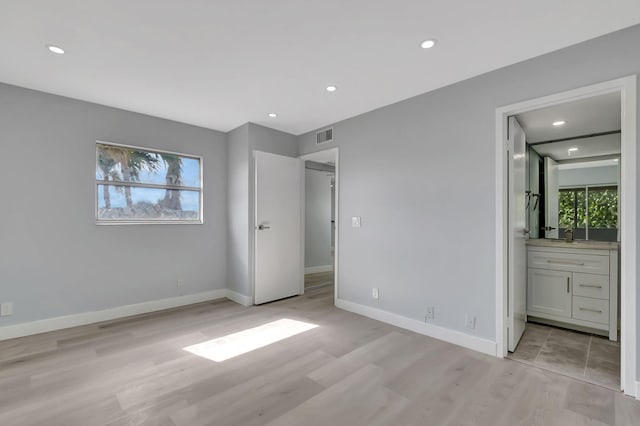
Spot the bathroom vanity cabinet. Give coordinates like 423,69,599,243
526,240,619,340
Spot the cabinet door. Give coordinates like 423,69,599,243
527,268,572,318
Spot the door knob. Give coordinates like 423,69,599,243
258,224,271,230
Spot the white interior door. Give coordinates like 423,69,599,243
508,116,527,352
544,157,559,239
254,151,303,305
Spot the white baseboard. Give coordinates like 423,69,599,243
335,298,497,356
305,265,333,274
225,289,253,306
0,289,228,341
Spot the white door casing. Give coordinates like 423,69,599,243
254,151,303,305
508,117,527,352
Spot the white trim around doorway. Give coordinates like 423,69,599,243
495,76,637,397
300,147,340,303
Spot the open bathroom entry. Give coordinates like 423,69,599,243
496,77,637,396
300,148,338,300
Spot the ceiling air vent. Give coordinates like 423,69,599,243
316,127,333,145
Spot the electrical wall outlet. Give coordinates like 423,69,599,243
351,216,361,228
465,314,476,330
425,306,435,321
372,287,379,300
1,302,14,317
177,279,184,288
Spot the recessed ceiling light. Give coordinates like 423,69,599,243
268,113,277,118
420,39,437,49
552,120,566,126
614,158,619,162
326,85,337,92
46,44,65,55
568,147,579,154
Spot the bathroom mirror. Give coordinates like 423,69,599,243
526,144,619,242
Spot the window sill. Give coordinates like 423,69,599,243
96,220,204,226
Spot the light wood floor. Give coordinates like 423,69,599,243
1,286,639,426
304,271,334,290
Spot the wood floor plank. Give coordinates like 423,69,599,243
306,331,412,387
170,350,331,426
267,364,410,426
614,392,640,426
564,380,615,425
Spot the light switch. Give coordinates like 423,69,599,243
351,216,361,228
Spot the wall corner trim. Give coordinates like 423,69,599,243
335,298,497,356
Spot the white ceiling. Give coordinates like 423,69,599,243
516,92,621,143
2,1,640,135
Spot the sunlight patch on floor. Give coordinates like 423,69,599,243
183,318,318,362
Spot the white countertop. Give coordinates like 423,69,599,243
526,238,619,250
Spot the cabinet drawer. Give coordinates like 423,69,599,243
572,296,609,325
573,273,610,300
528,250,609,275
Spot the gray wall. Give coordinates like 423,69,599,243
297,25,640,359
249,123,299,158
0,83,227,326
305,169,333,269
226,123,298,298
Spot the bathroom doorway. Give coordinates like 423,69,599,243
495,77,637,395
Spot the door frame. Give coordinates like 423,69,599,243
495,76,637,397
299,147,340,302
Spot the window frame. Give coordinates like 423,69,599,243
95,141,204,225
558,184,617,240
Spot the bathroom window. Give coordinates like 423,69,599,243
96,142,203,224
558,186,617,241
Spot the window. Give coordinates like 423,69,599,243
96,142,202,224
558,186,617,241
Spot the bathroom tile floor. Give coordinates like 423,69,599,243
508,322,620,390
